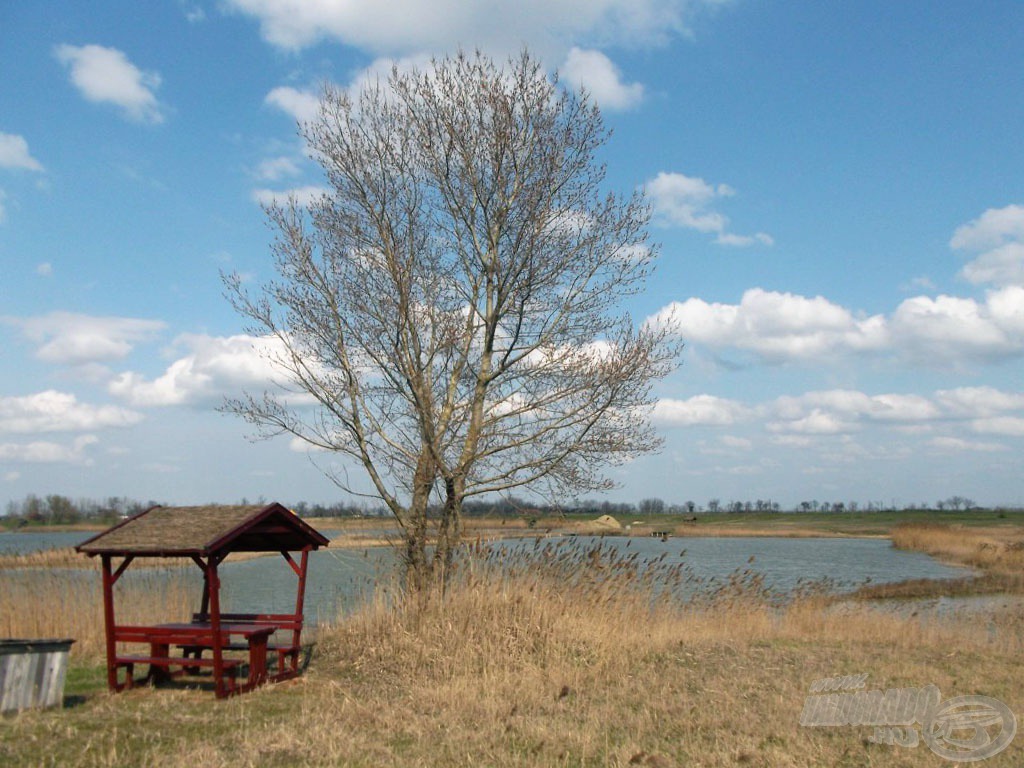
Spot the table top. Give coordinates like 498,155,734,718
157,622,276,638
118,622,277,640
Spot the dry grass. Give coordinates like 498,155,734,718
3,541,1022,767
0,566,196,658
0,547,91,570
891,522,1024,572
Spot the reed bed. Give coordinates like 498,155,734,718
0,547,96,570
891,522,1024,572
0,565,196,658
325,540,1022,672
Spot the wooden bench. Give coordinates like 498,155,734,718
113,655,241,690
186,613,305,681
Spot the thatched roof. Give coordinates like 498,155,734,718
76,503,329,557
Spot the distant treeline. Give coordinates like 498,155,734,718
2,495,159,527
0,492,1011,529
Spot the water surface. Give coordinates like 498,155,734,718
2,531,972,623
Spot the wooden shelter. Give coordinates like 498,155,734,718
76,503,329,698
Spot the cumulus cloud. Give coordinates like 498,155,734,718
653,395,750,426
265,86,322,123
0,133,45,172
0,391,142,434
951,204,1024,287
889,287,1024,363
0,435,99,464
951,204,1024,250
54,44,164,123
643,171,771,247
934,386,1024,417
108,333,298,407
768,390,940,434
8,312,166,365
649,284,1024,367
658,386,1024,451
225,0,714,55
648,288,887,363
561,48,643,111
252,185,329,208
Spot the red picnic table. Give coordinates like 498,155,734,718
113,622,277,693
76,503,329,699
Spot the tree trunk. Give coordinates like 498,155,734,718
403,452,436,593
433,476,463,587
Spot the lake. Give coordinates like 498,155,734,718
0,531,970,622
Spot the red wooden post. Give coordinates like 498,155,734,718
205,556,226,698
101,555,118,691
293,547,310,673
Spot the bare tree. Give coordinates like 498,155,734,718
225,51,679,590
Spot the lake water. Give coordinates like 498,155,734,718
0,530,94,554
0,531,970,623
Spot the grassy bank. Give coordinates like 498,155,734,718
847,523,1024,599
2,544,1022,767
315,508,1024,541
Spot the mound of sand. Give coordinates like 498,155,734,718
589,514,622,531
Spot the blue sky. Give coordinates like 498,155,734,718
2,1,1023,510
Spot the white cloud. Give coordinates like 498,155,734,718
0,435,99,464
108,333,297,407
0,391,142,434
0,133,45,172
960,243,1024,287
643,171,771,247
768,390,940,434
650,284,1024,367
289,436,329,453
767,409,853,435
265,86,322,123
254,156,302,181
970,417,1024,437
658,386,1024,445
653,395,749,426
951,204,1024,287
54,44,164,124
950,204,1024,251
648,288,887,363
934,386,1024,418
561,48,643,111
9,312,166,365
252,185,329,208
644,172,730,232
36,262,53,277
225,0,716,55
928,436,1006,453
715,232,774,248
889,288,1024,363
